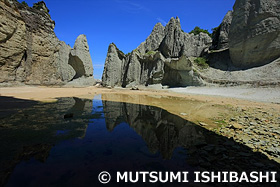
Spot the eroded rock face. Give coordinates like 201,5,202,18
121,51,165,87
159,17,185,58
137,23,165,54
159,17,212,58
102,43,126,87
70,35,93,78
162,56,203,87
102,17,211,87
229,0,280,68
0,0,94,86
212,11,233,50
55,41,75,82
0,0,27,83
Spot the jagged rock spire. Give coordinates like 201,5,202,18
136,22,165,54
102,17,212,88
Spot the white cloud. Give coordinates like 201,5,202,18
156,17,167,26
114,0,150,13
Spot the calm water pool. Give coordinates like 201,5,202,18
0,95,279,186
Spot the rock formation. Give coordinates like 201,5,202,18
0,0,95,86
102,17,211,88
229,0,280,68
211,11,233,50
208,0,280,73
70,35,93,78
159,17,211,58
102,0,280,87
136,22,165,55
102,43,126,87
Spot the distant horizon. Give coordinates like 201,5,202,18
19,0,235,79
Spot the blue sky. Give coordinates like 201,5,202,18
20,0,235,79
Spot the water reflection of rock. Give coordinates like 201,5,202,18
103,100,207,159
1,96,280,186
0,97,93,186
102,100,280,182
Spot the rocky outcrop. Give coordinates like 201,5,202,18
229,0,280,68
199,0,280,85
159,17,211,58
122,50,165,87
70,35,93,78
136,22,165,54
0,0,94,86
102,17,211,88
66,35,95,86
211,11,233,50
102,0,280,87
102,43,126,87
0,0,27,83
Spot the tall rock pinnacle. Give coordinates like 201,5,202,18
102,17,211,88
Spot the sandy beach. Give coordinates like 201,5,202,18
1,85,279,108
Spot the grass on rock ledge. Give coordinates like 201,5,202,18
194,57,209,69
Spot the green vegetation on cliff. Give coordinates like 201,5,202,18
194,57,209,69
189,26,211,37
145,51,156,56
21,1,28,7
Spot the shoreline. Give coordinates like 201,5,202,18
0,85,280,109
1,86,279,163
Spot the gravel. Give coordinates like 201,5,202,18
169,86,280,103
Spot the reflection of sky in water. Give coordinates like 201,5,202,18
6,97,192,186
56,130,69,135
